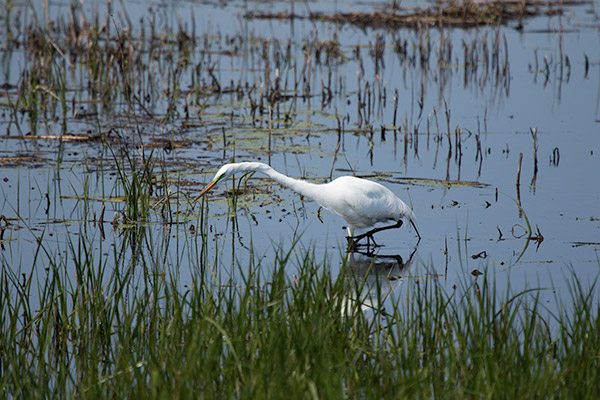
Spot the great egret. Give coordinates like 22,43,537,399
193,162,420,244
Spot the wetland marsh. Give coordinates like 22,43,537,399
1,0,599,397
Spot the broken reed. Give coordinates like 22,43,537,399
3,2,516,140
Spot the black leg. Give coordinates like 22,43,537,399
352,220,404,244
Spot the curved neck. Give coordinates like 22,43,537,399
240,163,324,204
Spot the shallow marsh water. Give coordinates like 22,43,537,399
1,0,599,319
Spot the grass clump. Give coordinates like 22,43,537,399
1,234,599,398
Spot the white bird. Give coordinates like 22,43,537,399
194,162,420,245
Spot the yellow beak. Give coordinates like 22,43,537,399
193,179,218,203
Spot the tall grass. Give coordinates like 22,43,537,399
1,227,598,398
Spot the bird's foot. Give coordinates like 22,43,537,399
366,234,380,248
346,235,380,252
346,237,366,252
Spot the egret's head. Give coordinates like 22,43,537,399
213,163,243,182
193,163,254,202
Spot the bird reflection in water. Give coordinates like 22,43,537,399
342,246,417,315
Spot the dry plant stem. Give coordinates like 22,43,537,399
516,152,523,216
444,236,449,279
516,152,523,187
268,106,272,165
393,89,399,127
530,127,538,188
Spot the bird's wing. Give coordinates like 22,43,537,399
325,177,399,229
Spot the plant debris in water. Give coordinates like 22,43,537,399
246,0,586,29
